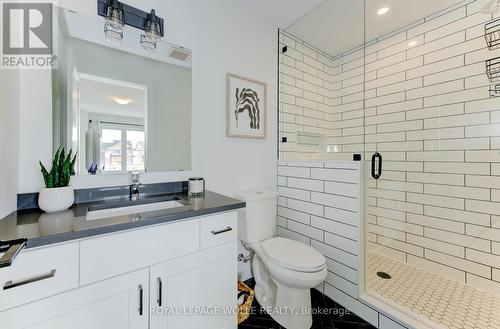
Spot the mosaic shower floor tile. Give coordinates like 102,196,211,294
368,253,500,329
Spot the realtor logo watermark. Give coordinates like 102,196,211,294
1,1,57,68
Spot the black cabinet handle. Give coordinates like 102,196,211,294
3,269,56,290
157,277,162,307
371,152,382,180
211,227,233,235
138,284,143,316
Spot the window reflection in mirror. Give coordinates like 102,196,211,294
79,75,147,174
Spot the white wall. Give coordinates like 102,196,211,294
18,70,53,195
16,0,277,196
0,71,20,218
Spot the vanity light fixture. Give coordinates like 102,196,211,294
140,9,162,50
112,97,133,105
377,7,390,15
97,0,165,45
104,0,124,40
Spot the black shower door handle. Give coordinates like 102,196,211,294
371,153,382,179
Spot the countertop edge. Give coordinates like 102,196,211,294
25,201,245,249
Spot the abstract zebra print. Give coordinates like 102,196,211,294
234,88,260,129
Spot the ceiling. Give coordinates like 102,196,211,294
79,78,146,118
274,0,466,57
287,0,364,57
232,0,325,28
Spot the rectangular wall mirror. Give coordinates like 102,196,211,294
53,8,192,175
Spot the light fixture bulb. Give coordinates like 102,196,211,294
377,7,390,15
112,97,132,105
140,9,161,50
104,0,124,40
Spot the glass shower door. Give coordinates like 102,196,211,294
362,1,500,328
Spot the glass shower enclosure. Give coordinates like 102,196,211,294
279,0,500,328
360,1,500,328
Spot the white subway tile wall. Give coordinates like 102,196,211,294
279,0,500,327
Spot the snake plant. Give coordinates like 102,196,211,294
39,148,78,188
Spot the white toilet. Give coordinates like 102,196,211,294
237,191,327,329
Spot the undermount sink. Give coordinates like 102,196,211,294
86,197,187,221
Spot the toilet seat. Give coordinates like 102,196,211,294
261,237,326,273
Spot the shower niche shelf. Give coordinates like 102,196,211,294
485,18,500,50
296,131,330,155
486,56,500,82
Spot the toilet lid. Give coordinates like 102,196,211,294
261,237,326,272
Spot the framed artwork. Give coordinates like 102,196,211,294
226,73,267,139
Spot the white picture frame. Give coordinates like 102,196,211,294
226,73,267,139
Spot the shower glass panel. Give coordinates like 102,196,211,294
279,0,365,161
362,1,500,328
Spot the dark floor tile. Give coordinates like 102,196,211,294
332,321,375,329
239,279,376,329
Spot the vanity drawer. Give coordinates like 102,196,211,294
200,211,238,249
0,242,79,312
79,218,200,285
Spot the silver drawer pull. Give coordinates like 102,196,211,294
3,269,56,290
211,227,233,235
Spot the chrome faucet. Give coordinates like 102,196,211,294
130,173,140,201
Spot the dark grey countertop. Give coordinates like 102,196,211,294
0,191,245,249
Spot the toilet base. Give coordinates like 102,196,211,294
248,241,326,329
252,253,314,329
255,283,313,329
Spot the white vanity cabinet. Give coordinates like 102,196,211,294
0,211,238,329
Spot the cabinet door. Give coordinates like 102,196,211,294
150,241,238,329
0,268,149,329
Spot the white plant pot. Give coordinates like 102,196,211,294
38,186,75,213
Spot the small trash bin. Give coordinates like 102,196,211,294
237,281,254,324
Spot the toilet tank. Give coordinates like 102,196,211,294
236,191,278,244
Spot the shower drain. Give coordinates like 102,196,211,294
376,271,392,279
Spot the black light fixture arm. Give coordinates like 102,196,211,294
97,0,165,36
